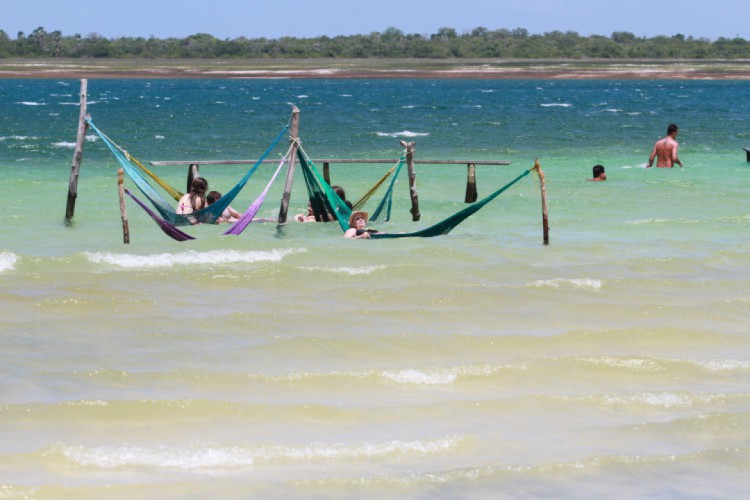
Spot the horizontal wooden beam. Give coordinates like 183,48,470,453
150,158,511,166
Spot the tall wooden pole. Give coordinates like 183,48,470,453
278,106,300,223
400,140,420,221
534,159,550,245
65,79,88,223
117,168,130,244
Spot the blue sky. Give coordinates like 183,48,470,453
3,0,748,41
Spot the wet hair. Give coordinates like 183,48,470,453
206,190,222,205
592,165,605,178
667,124,678,135
332,185,346,200
188,177,208,211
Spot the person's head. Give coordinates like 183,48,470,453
206,191,222,205
592,165,605,179
667,124,679,136
191,177,208,196
332,185,346,200
348,210,368,229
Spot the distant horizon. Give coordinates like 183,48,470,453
2,0,748,42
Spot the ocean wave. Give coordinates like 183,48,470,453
300,265,385,276
540,103,572,107
376,131,430,138
16,101,46,106
0,251,18,273
56,435,466,469
84,248,299,269
527,278,603,290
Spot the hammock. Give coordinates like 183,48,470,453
297,147,352,231
125,152,290,241
350,158,406,223
296,147,406,229
87,117,289,226
370,168,533,239
124,189,195,241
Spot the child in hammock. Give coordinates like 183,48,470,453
206,191,243,223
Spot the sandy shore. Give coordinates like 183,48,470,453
3,59,750,79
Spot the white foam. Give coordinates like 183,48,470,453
52,141,76,149
381,365,501,385
376,131,430,138
60,436,465,469
17,101,46,106
528,278,602,290
300,265,385,276
700,359,750,371
84,249,298,269
0,252,18,273
540,103,572,107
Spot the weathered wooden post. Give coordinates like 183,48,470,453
278,106,300,223
534,159,549,245
465,163,477,203
187,163,200,192
400,140,420,221
117,168,130,244
64,79,89,223
323,162,331,185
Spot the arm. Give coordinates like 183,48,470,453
672,142,683,167
343,228,370,239
647,144,656,168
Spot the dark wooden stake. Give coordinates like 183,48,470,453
65,79,88,223
187,163,200,192
400,140,420,221
278,106,300,223
323,161,331,185
534,159,550,245
117,168,130,244
465,162,477,203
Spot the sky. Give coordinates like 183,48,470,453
3,0,748,41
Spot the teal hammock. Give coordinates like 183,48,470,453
87,117,289,226
296,146,406,230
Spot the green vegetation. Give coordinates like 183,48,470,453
1,26,749,59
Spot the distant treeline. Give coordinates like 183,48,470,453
2,26,750,59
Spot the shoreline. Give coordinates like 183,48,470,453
3,58,750,79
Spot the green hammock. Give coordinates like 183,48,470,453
370,168,533,239
87,117,288,226
296,147,406,229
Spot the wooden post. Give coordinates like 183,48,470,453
323,162,331,185
187,163,200,192
534,159,550,246
400,140,420,221
464,163,477,203
64,79,88,223
117,168,130,244
278,106,300,223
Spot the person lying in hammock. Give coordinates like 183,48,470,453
344,211,381,239
206,190,243,223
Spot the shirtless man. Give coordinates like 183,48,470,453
648,124,683,168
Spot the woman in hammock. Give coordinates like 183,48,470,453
344,211,380,239
177,177,208,224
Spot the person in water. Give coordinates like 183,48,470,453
177,177,208,224
588,164,607,181
648,124,683,168
344,210,379,239
206,190,242,223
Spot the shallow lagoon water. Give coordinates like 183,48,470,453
1,78,749,497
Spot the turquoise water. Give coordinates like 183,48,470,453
1,78,750,497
